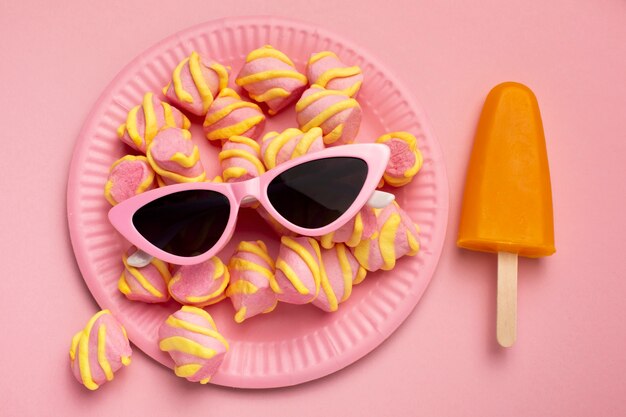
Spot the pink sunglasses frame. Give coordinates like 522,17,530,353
108,143,390,265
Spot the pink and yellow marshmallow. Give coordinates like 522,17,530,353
69,310,132,391
313,243,367,312
147,127,206,185
260,127,325,170
274,236,324,304
104,155,156,206
158,306,229,384
376,132,423,187
236,45,307,115
202,88,265,145
318,206,378,249
306,51,363,98
117,92,190,153
295,84,362,146
168,257,230,307
219,135,266,183
163,51,230,116
118,248,172,303
351,202,420,272
226,240,278,323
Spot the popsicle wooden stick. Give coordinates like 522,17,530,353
497,252,518,347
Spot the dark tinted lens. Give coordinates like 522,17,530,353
267,157,368,229
132,190,230,257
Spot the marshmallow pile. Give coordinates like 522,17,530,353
73,46,426,390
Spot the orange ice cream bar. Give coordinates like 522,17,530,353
458,82,555,257
458,82,555,347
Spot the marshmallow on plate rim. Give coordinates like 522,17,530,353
376,131,423,188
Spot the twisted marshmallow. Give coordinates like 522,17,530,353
168,257,230,307
306,51,363,98
295,85,362,146
117,92,190,153
147,127,206,185
318,206,378,249
236,45,307,115
69,310,132,390
225,240,278,323
219,135,265,183
351,202,420,272
312,243,367,312
260,127,324,170
376,132,423,187
158,306,229,384
163,51,230,116
202,88,265,145
104,155,156,206
118,248,171,303
274,236,324,304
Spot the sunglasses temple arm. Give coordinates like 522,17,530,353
366,190,395,209
127,249,154,268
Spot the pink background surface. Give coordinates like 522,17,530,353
1,0,625,415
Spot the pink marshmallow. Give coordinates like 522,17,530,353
226,240,278,323
202,88,265,145
296,85,362,146
274,236,323,304
118,247,171,303
69,310,132,391
117,92,190,153
219,135,265,183
163,51,230,116
313,243,367,312
318,206,378,249
147,127,206,185
236,45,307,115
351,202,420,272
104,155,156,206
306,51,363,98
158,306,229,384
376,132,423,187
260,127,325,170
168,257,229,307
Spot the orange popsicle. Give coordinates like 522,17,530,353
458,82,555,347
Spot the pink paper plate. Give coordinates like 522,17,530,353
67,16,449,389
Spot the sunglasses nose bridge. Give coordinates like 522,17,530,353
232,176,262,205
